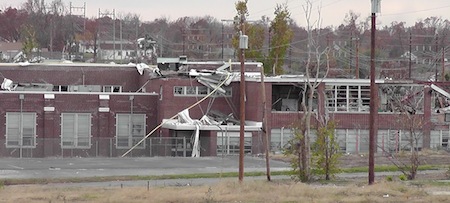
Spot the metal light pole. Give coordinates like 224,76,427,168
369,0,380,185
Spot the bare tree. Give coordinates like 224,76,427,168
379,85,425,180
285,0,330,182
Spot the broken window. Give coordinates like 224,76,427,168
13,83,53,91
103,85,122,93
198,86,208,95
173,86,232,97
174,86,184,95
379,85,424,113
431,84,450,114
325,85,370,112
272,84,312,112
186,86,196,95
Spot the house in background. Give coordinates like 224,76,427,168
0,42,22,62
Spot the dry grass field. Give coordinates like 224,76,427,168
1,179,449,203
1,151,449,202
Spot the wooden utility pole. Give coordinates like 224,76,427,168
238,13,246,183
435,35,439,81
409,32,412,79
443,47,446,81
356,37,359,79
369,0,380,185
260,65,271,181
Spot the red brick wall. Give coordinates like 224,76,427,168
146,78,236,123
0,93,158,157
0,65,145,92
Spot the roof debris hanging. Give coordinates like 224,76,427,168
188,63,234,96
132,62,163,77
1,78,15,91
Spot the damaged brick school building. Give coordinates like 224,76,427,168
0,59,450,158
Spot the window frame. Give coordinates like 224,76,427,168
115,114,146,149
60,113,92,149
325,84,370,112
103,85,122,93
5,112,37,148
173,86,232,97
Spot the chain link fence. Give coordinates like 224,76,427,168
0,137,196,158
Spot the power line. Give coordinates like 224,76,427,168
382,5,450,16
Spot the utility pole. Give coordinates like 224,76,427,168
356,38,359,79
221,19,236,60
70,2,86,31
45,6,54,58
182,28,185,55
350,32,353,73
113,9,116,62
442,47,445,81
222,22,224,60
351,36,360,79
69,2,86,60
99,9,115,62
409,32,412,79
260,64,271,181
120,19,123,63
369,0,380,185
289,43,292,70
135,18,139,62
435,34,439,82
238,13,248,183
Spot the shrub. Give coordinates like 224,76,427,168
399,174,407,181
386,176,393,182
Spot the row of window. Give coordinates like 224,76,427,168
273,84,426,113
173,86,232,97
53,85,122,93
325,85,371,112
5,113,146,149
14,84,123,93
270,128,449,154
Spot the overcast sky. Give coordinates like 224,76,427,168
2,0,450,27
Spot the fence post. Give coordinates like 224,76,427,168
149,138,152,157
183,137,186,157
110,138,113,157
